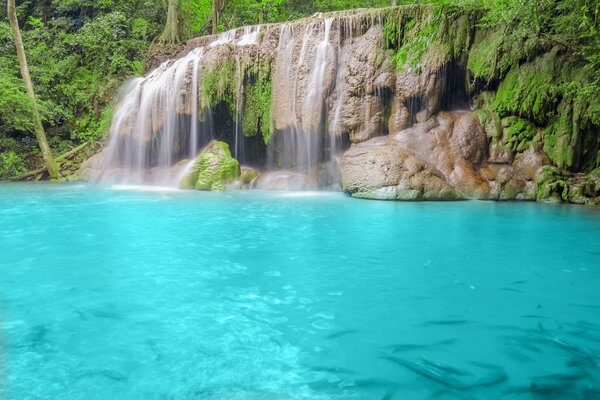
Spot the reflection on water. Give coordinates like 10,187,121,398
0,183,599,399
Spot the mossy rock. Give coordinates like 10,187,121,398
240,167,259,186
535,165,568,202
501,117,538,153
179,140,240,191
492,53,559,126
535,166,599,205
542,99,580,170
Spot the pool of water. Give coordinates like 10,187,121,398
1,183,599,400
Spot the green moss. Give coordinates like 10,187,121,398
179,140,240,191
386,5,476,73
502,117,537,153
535,165,599,205
467,19,545,86
474,91,502,139
467,28,505,82
543,100,575,169
535,165,568,202
492,54,559,125
241,62,274,144
201,60,236,112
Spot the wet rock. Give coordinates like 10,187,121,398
239,166,259,188
373,72,395,91
179,140,240,191
388,100,410,133
450,113,487,165
351,112,384,143
341,141,460,200
78,152,105,182
329,26,389,142
390,112,490,198
253,171,316,190
535,166,600,205
488,142,513,164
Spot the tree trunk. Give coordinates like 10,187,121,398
160,0,182,44
7,0,59,179
392,0,397,6
40,0,50,23
186,0,191,39
212,0,225,35
212,0,219,34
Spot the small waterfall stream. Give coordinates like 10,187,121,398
100,47,211,185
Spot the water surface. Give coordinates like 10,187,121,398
1,183,599,399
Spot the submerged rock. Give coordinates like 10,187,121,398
179,141,240,191
253,171,316,191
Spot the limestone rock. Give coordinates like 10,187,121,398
78,152,105,182
341,142,460,200
179,140,240,191
328,26,389,142
253,171,316,190
451,113,487,165
390,112,490,198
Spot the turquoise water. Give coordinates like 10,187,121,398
1,183,599,400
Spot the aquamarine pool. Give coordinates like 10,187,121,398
1,183,599,399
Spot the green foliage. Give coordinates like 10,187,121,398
492,54,559,125
0,0,161,169
314,0,389,12
385,4,474,72
201,60,236,113
242,64,273,144
0,150,26,179
502,117,537,153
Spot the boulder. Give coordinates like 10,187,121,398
341,142,460,200
179,140,240,191
451,113,487,165
239,166,259,188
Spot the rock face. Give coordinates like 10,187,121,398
179,141,240,191
341,111,552,201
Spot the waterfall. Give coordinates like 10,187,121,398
269,18,337,178
88,9,400,189
238,26,261,46
98,47,209,185
301,18,334,171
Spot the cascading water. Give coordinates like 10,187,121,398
238,26,261,46
268,19,337,179
89,10,402,189
97,47,211,185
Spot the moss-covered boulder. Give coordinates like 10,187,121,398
239,167,259,188
179,140,240,191
535,166,599,205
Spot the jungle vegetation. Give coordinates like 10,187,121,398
0,0,598,179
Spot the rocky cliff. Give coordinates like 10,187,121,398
81,5,600,204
